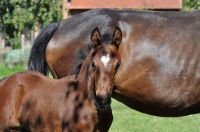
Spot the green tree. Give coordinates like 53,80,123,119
0,0,62,49
183,0,200,11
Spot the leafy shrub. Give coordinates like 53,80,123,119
183,0,200,11
0,0,62,49
4,49,30,67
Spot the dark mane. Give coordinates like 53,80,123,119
72,44,92,75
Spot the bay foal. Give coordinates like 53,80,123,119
0,27,121,132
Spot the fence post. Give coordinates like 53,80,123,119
21,34,25,49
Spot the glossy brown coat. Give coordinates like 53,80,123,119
0,71,98,132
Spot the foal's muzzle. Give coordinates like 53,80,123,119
95,95,111,111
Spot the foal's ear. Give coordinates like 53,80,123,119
112,26,122,48
91,27,101,47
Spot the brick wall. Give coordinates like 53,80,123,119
69,0,182,10
63,0,182,18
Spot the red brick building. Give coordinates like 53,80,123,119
63,0,182,18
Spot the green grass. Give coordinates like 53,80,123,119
0,64,25,79
110,99,200,132
1,65,200,132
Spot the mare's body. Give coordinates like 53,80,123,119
28,9,200,117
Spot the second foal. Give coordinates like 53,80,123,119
0,27,121,132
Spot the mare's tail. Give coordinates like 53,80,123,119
28,22,59,76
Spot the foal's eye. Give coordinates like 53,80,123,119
115,62,120,71
91,62,96,71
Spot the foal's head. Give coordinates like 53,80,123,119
87,26,122,111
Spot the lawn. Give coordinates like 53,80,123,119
0,64,26,78
1,65,200,132
110,99,200,132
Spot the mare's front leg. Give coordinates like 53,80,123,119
97,106,113,132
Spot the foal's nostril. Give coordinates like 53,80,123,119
96,95,111,106
95,96,103,105
103,97,111,106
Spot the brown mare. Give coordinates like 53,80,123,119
28,9,200,117
0,27,121,131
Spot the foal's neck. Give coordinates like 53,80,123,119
76,57,93,97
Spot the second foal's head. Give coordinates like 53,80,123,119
77,26,122,111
